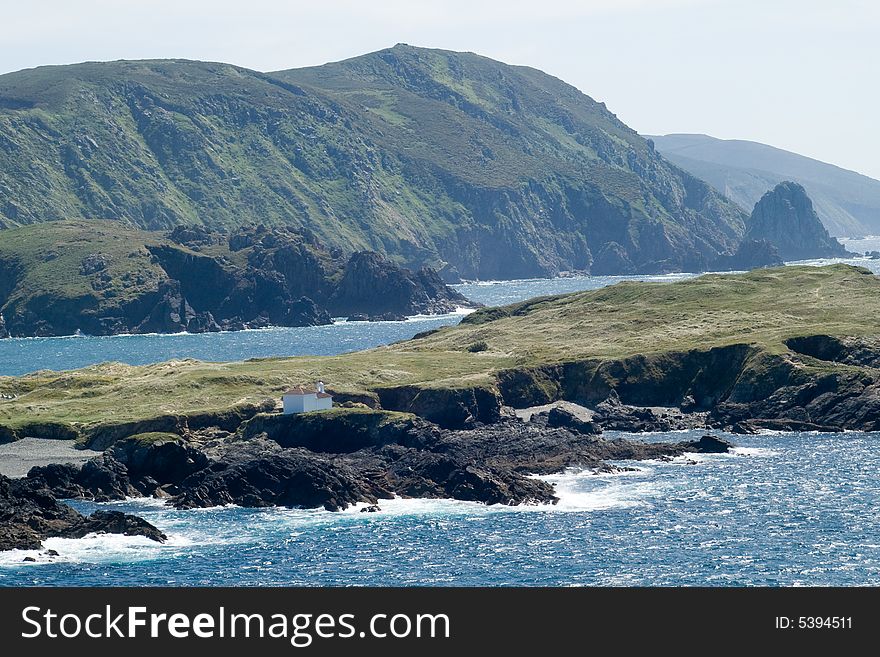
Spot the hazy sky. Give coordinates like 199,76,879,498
1,0,877,178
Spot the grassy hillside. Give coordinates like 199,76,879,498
0,46,746,278
649,133,880,237
0,264,876,434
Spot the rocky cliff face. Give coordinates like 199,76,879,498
0,473,165,551
328,251,468,316
745,182,852,261
710,238,783,271
0,221,473,338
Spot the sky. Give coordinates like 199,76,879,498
1,0,877,178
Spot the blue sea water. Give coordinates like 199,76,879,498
0,271,699,376
2,430,879,586
2,258,880,586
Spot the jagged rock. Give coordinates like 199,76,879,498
745,182,852,260
438,264,462,284
591,242,634,275
690,435,732,453
530,407,600,435
376,384,504,429
592,392,707,432
58,510,167,543
274,297,332,327
79,253,110,275
109,434,210,493
28,434,211,499
328,251,470,316
0,474,165,551
136,281,194,333
0,314,7,339
172,451,385,511
168,225,217,247
186,311,221,333
711,239,783,271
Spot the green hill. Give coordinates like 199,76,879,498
2,264,879,437
0,46,746,279
649,133,880,237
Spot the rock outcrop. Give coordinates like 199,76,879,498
710,239,783,271
0,221,475,338
328,251,469,316
25,410,732,515
0,473,166,551
745,182,852,261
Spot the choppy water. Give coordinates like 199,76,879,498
2,430,879,586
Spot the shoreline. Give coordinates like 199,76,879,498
0,438,101,479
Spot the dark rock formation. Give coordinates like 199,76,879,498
328,251,470,316
168,224,219,248
493,339,880,434
0,474,165,551
28,434,211,500
691,435,733,453
59,510,167,542
530,407,601,434
27,410,735,514
591,390,708,432
785,334,880,368
376,384,504,428
0,222,473,338
745,182,852,261
0,314,7,339
591,242,635,275
711,239,783,271
173,450,385,511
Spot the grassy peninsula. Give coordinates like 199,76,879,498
1,264,879,441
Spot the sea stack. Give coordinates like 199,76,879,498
745,181,851,261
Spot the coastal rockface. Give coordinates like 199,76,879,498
0,221,472,338
745,182,852,261
0,473,166,551
21,413,731,521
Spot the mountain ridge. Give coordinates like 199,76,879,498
0,45,746,279
648,133,880,237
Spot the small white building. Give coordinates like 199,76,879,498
282,381,333,414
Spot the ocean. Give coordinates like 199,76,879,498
3,430,879,586
2,256,879,586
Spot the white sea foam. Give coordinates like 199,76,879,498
0,531,190,568
540,468,659,511
0,468,666,569
731,446,781,457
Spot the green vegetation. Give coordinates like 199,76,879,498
0,46,746,278
466,340,489,353
0,220,169,317
122,432,181,446
1,264,877,435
